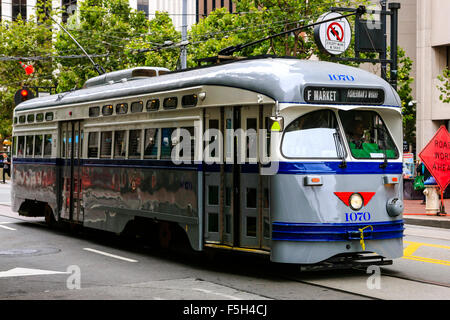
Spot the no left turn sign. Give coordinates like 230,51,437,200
314,12,352,56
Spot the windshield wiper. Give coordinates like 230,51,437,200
333,132,347,168
378,130,388,169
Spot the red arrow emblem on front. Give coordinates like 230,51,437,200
334,192,376,207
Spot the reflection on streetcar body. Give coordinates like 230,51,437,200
11,58,404,266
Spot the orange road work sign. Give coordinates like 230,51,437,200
419,125,450,191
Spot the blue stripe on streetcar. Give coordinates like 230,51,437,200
12,158,402,175
272,220,404,242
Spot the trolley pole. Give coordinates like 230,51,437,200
180,0,188,69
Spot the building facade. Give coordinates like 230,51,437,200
416,0,450,152
0,0,234,30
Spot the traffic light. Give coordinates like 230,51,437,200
14,88,34,106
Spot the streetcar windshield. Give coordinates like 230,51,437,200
339,110,398,159
281,109,340,158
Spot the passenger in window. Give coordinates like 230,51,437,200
347,120,365,149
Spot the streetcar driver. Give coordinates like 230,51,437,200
347,120,365,149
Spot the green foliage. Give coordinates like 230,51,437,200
397,47,415,147
125,12,181,70
188,0,373,66
54,0,151,92
0,0,55,139
437,67,450,103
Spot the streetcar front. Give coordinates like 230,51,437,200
269,85,404,265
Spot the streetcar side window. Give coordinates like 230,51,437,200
180,126,195,160
339,110,399,159
163,97,178,110
88,132,99,158
144,128,159,158
17,136,25,157
116,103,128,115
102,105,113,116
128,129,142,158
281,110,340,159
131,101,143,113
34,135,43,157
25,135,34,157
36,113,44,122
146,99,160,111
100,131,112,158
114,130,127,158
43,134,52,157
12,136,17,156
89,106,100,117
160,128,174,159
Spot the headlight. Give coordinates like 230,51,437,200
349,193,364,211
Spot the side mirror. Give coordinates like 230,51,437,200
268,116,284,132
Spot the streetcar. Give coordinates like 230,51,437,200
11,57,404,267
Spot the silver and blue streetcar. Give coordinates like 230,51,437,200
11,57,404,266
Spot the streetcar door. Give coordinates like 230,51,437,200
60,121,84,223
239,106,260,248
204,108,222,243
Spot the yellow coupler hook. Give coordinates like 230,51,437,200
358,225,373,251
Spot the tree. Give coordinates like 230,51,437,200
54,0,150,92
0,0,55,140
125,12,181,70
437,67,450,103
396,47,415,150
187,0,372,66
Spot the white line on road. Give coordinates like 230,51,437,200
192,288,241,300
0,224,16,231
83,248,138,263
0,267,69,278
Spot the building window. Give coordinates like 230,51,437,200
62,0,77,23
12,0,27,21
137,0,149,18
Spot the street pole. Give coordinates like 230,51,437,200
380,0,387,81
181,0,188,69
389,2,400,90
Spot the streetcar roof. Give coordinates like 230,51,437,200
14,57,401,112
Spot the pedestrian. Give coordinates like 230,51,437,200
415,160,426,204
2,153,10,184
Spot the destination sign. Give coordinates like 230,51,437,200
304,86,385,105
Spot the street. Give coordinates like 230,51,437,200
0,182,449,301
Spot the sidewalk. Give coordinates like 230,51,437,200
404,199,450,229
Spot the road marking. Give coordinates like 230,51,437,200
83,248,138,263
192,288,241,300
0,225,16,231
403,240,450,266
0,267,69,278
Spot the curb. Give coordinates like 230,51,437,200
404,216,450,229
